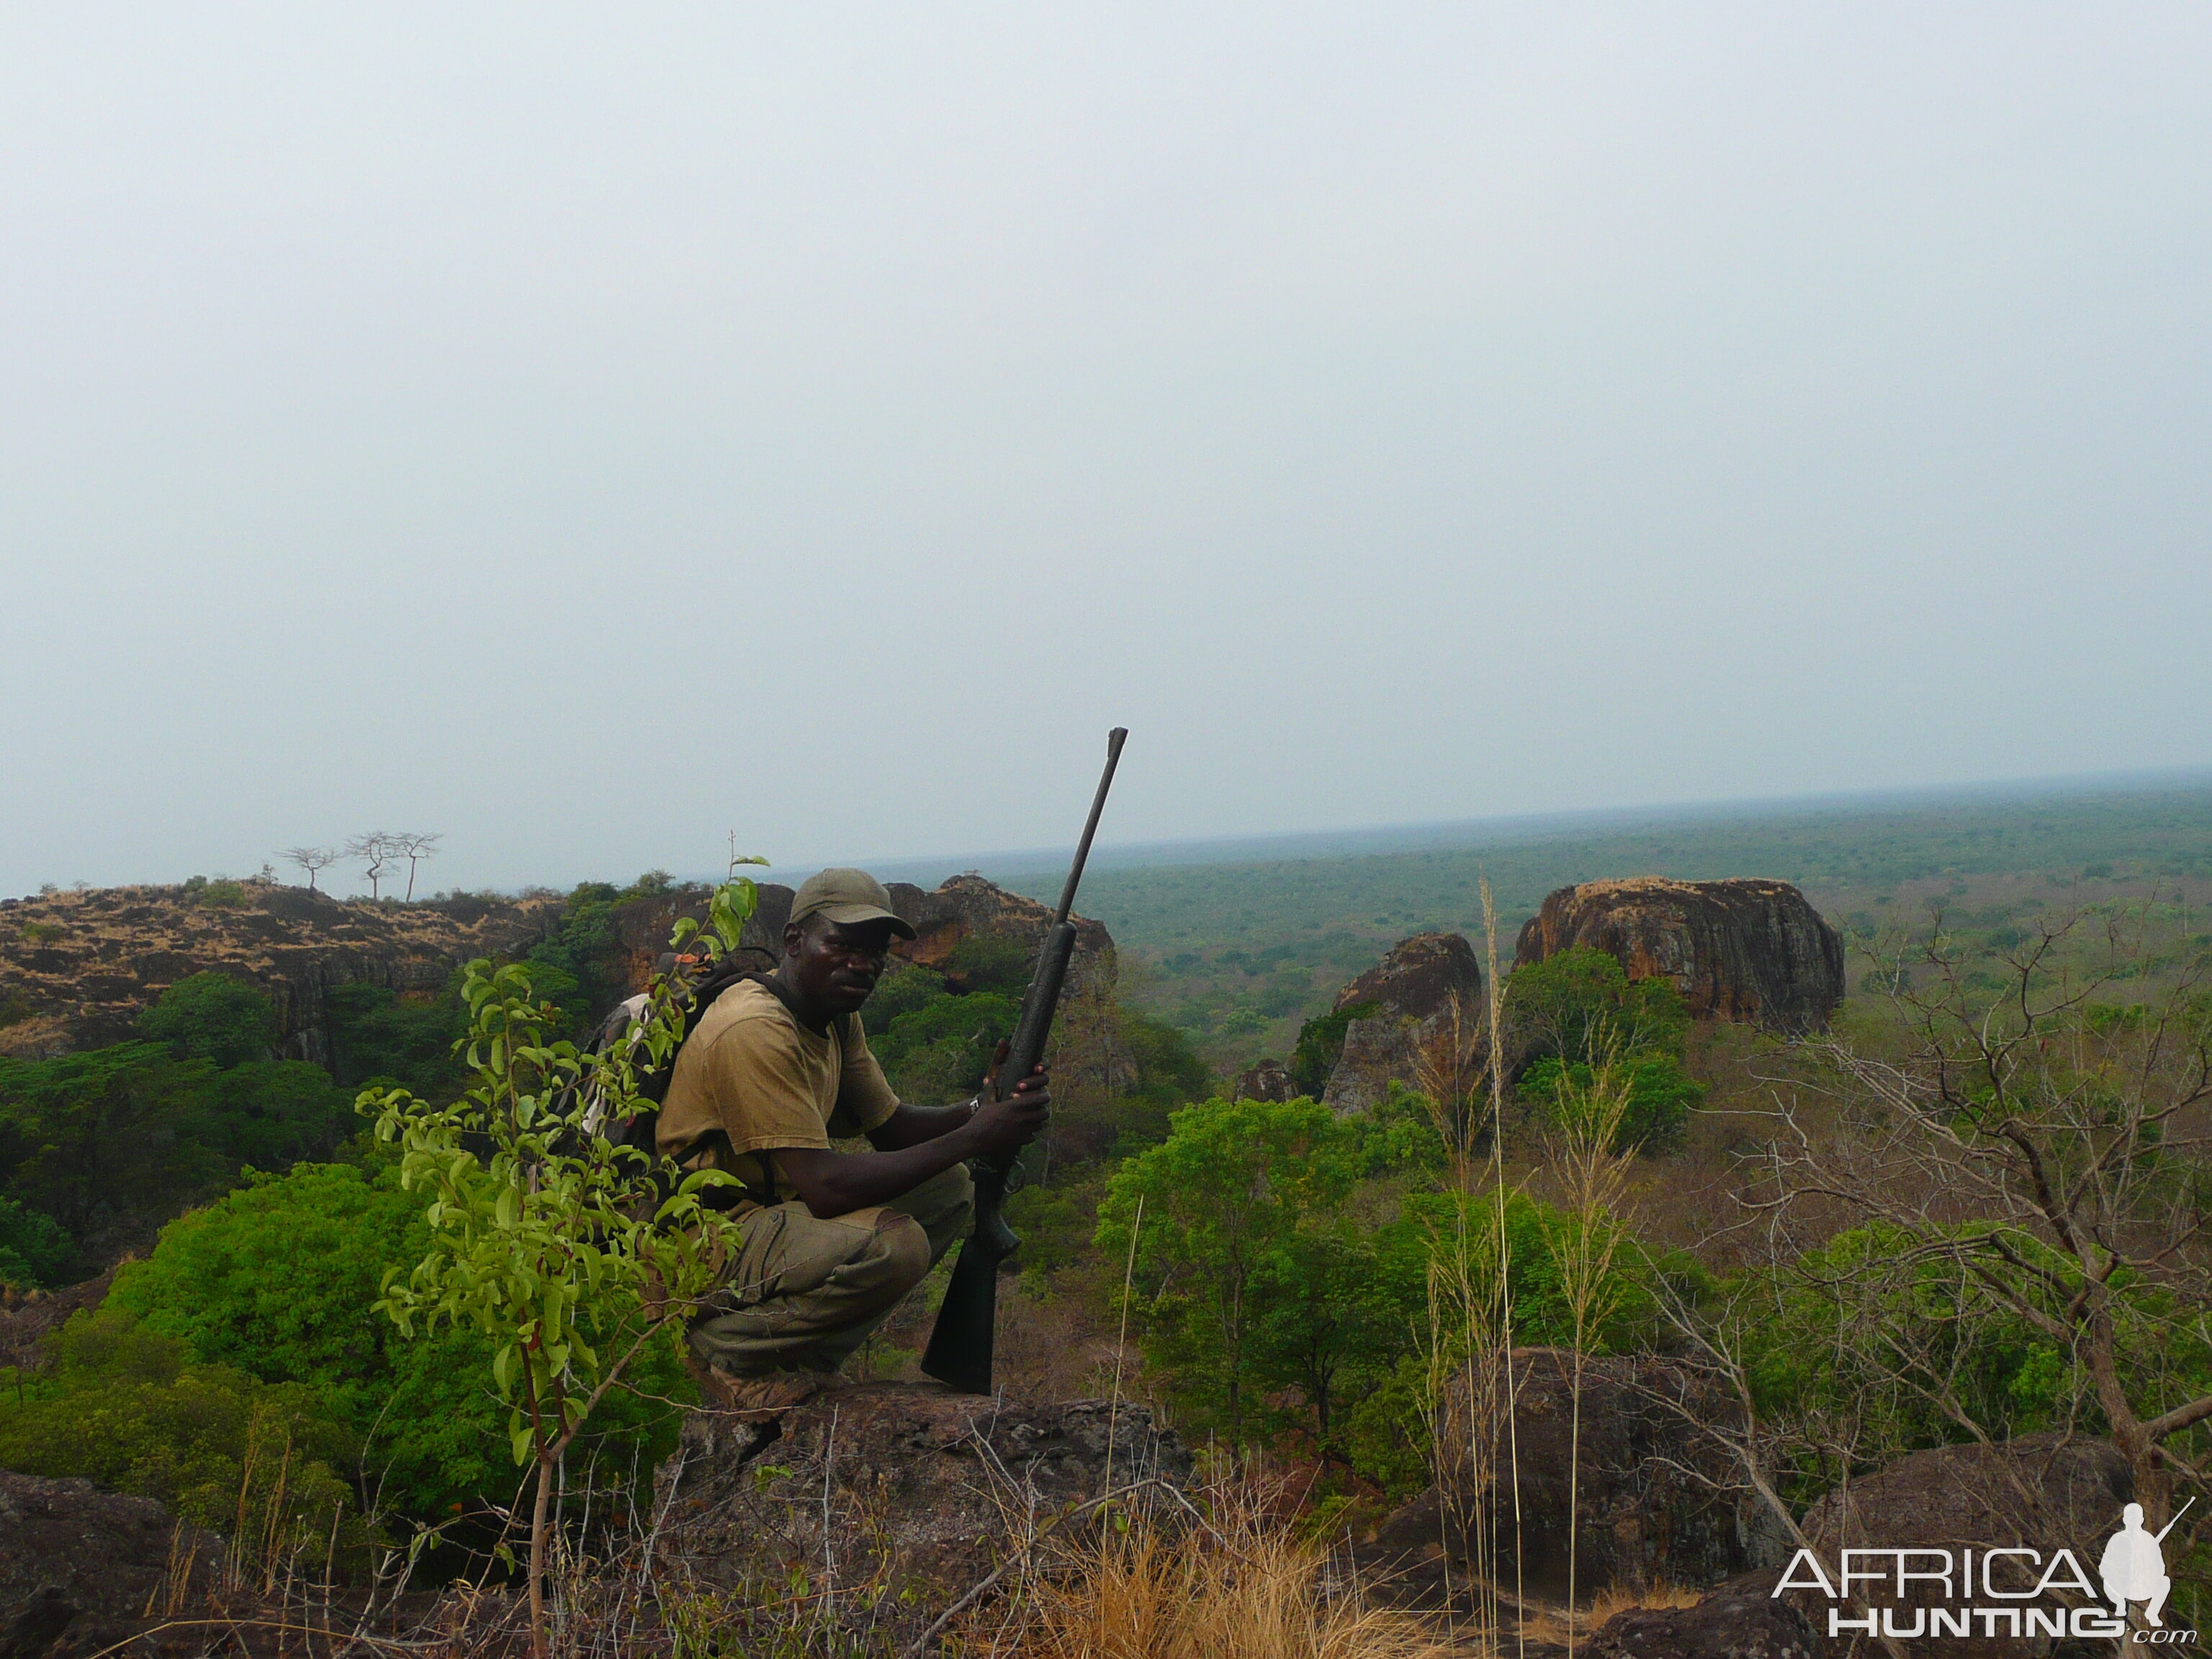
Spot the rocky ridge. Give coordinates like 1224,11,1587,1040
0,883,558,1064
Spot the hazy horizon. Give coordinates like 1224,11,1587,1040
5,4,2208,898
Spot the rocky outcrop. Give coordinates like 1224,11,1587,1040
0,883,559,1064
1233,1057,1298,1102
884,874,1115,992
1375,1349,1773,1603
0,1472,228,1658
603,873,1115,998
653,1382,1190,1645
1514,878,1844,1033
1586,1568,1818,1659
1792,1434,2130,1657
1321,932,1483,1114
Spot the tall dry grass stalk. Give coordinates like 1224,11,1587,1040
1532,1043,1639,1658
1404,877,1527,1658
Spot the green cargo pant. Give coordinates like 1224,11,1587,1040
688,1163,973,1378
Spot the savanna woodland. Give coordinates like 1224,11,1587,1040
4,782,2212,1657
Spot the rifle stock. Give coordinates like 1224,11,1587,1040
921,732,1125,1393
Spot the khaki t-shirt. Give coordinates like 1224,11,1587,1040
655,979,900,1205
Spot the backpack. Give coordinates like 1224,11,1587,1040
569,955,854,1212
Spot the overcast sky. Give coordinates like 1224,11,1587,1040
3,4,2207,897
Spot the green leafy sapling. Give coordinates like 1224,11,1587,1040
360,870,762,1657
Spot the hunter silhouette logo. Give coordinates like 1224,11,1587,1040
1773,1495,2199,1643
2102,1499,2192,1629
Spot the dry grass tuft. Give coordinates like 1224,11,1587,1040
1516,1581,1702,1647
992,1512,1457,1659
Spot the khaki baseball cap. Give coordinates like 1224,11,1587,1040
788,868,917,939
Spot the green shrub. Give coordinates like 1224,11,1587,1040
1517,1053,1704,1152
863,963,949,1029
1503,947,1689,1066
1288,1001,1379,1097
139,972,280,1067
107,1158,693,1524
0,1308,368,1560
0,1195,78,1289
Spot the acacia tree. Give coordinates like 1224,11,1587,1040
282,845,341,891
388,832,442,901
361,873,760,1656
346,832,396,899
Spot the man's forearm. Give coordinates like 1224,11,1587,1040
776,1123,983,1218
867,1097,980,1151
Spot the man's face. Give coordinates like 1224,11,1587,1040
783,915,896,1015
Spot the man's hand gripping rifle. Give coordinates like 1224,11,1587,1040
921,727,1128,1395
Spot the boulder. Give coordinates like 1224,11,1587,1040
1320,932,1483,1114
1792,1433,2131,1657
1380,1349,1773,1603
0,1472,227,1658
652,1382,1191,1646
1232,1057,1298,1102
1586,1568,1819,1659
1514,879,1844,1033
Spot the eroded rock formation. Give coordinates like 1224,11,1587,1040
0,883,559,1064
1514,878,1844,1033
1233,1057,1298,1102
1321,932,1483,1114
653,1382,1190,1645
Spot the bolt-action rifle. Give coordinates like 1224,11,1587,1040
921,727,1128,1394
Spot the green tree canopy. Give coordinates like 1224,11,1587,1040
138,971,280,1067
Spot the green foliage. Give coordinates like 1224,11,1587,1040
1517,1053,1703,1152
944,935,1033,997
108,1159,691,1522
0,1194,77,1289
0,1308,367,1559
870,992,1020,1101
1503,947,1688,1066
328,978,469,1096
0,1043,355,1236
1288,1001,1377,1097
362,881,756,1635
139,971,280,1067
1095,1097,1437,1454
862,963,950,1030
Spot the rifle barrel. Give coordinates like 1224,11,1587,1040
1053,727,1128,925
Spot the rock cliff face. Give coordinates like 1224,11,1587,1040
654,1382,1190,1645
0,883,559,1064
1514,878,1845,1033
1321,932,1483,1114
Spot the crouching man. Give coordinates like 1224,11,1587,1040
655,867,1048,1413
